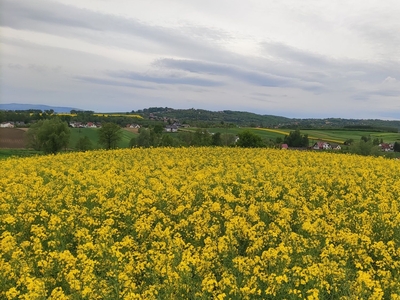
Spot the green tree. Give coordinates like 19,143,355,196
349,140,380,156
98,122,122,149
26,123,43,151
75,136,93,151
211,132,223,146
26,118,70,154
236,130,264,148
129,137,137,148
193,129,212,146
344,138,354,145
136,128,152,148
153,124,164,135
160,134,175,147
361,135,371,143
275,137,283,144
149,130,161,147
393,142,400,152
284,129,309,147
221,133,237,146
177,131,194,146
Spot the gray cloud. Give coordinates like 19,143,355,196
156,58,290,87
156,58,325,91
258,41,400,102
0,0,238,63
262,42,334,69
75,76,157,90
108,70,224,87
349,10,400,58
371,90,400,97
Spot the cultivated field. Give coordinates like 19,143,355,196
195,127,400,144
256,128,400,144
1,148,400,299
0,128,27,148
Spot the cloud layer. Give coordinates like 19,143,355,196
1,0,399,118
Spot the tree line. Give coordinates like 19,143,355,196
25,119,292,154
0,110,159,128
24,119,400,157
25,119,121,154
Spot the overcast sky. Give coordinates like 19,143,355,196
1,0,400,118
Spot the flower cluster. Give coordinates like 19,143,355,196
1,148,400,299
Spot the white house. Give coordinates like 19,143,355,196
86,122,97,128
165,125,178,132
329,143,342,150
0,122,14,128
312,141,331,150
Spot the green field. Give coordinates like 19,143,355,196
69,128,137,149
184,127,286,140
0,149,42,160
301,129,400,144
189,127,400,144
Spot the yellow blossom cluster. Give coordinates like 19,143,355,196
1,148,400,299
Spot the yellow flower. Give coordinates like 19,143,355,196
1,147,400,298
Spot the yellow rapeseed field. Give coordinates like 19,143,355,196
1,148,400,299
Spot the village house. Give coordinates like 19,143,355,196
165,125,178,132
69,122,82,128
330,143,342,150
312,141,331,150
311,141,342,150
69,121,101,128
86,122,97,128
380,143,394,152
127,124,141,129
0,122,15,128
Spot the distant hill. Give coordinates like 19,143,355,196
134,107,292,127
134,107,400,130
0,103,82,113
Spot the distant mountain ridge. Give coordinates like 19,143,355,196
0,103,82,113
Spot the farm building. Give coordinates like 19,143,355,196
1,122,15,128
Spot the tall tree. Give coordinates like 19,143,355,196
349,140,380,156
211,132,223,146
98,122,122,149
136,128,152,148
221,133,237,146
153,124,164,135
75,136,93,151
193,129,212,146
284,129,309,147
160,134,175,147
26,118,70,154
393,142,400,152
236,130,264,148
